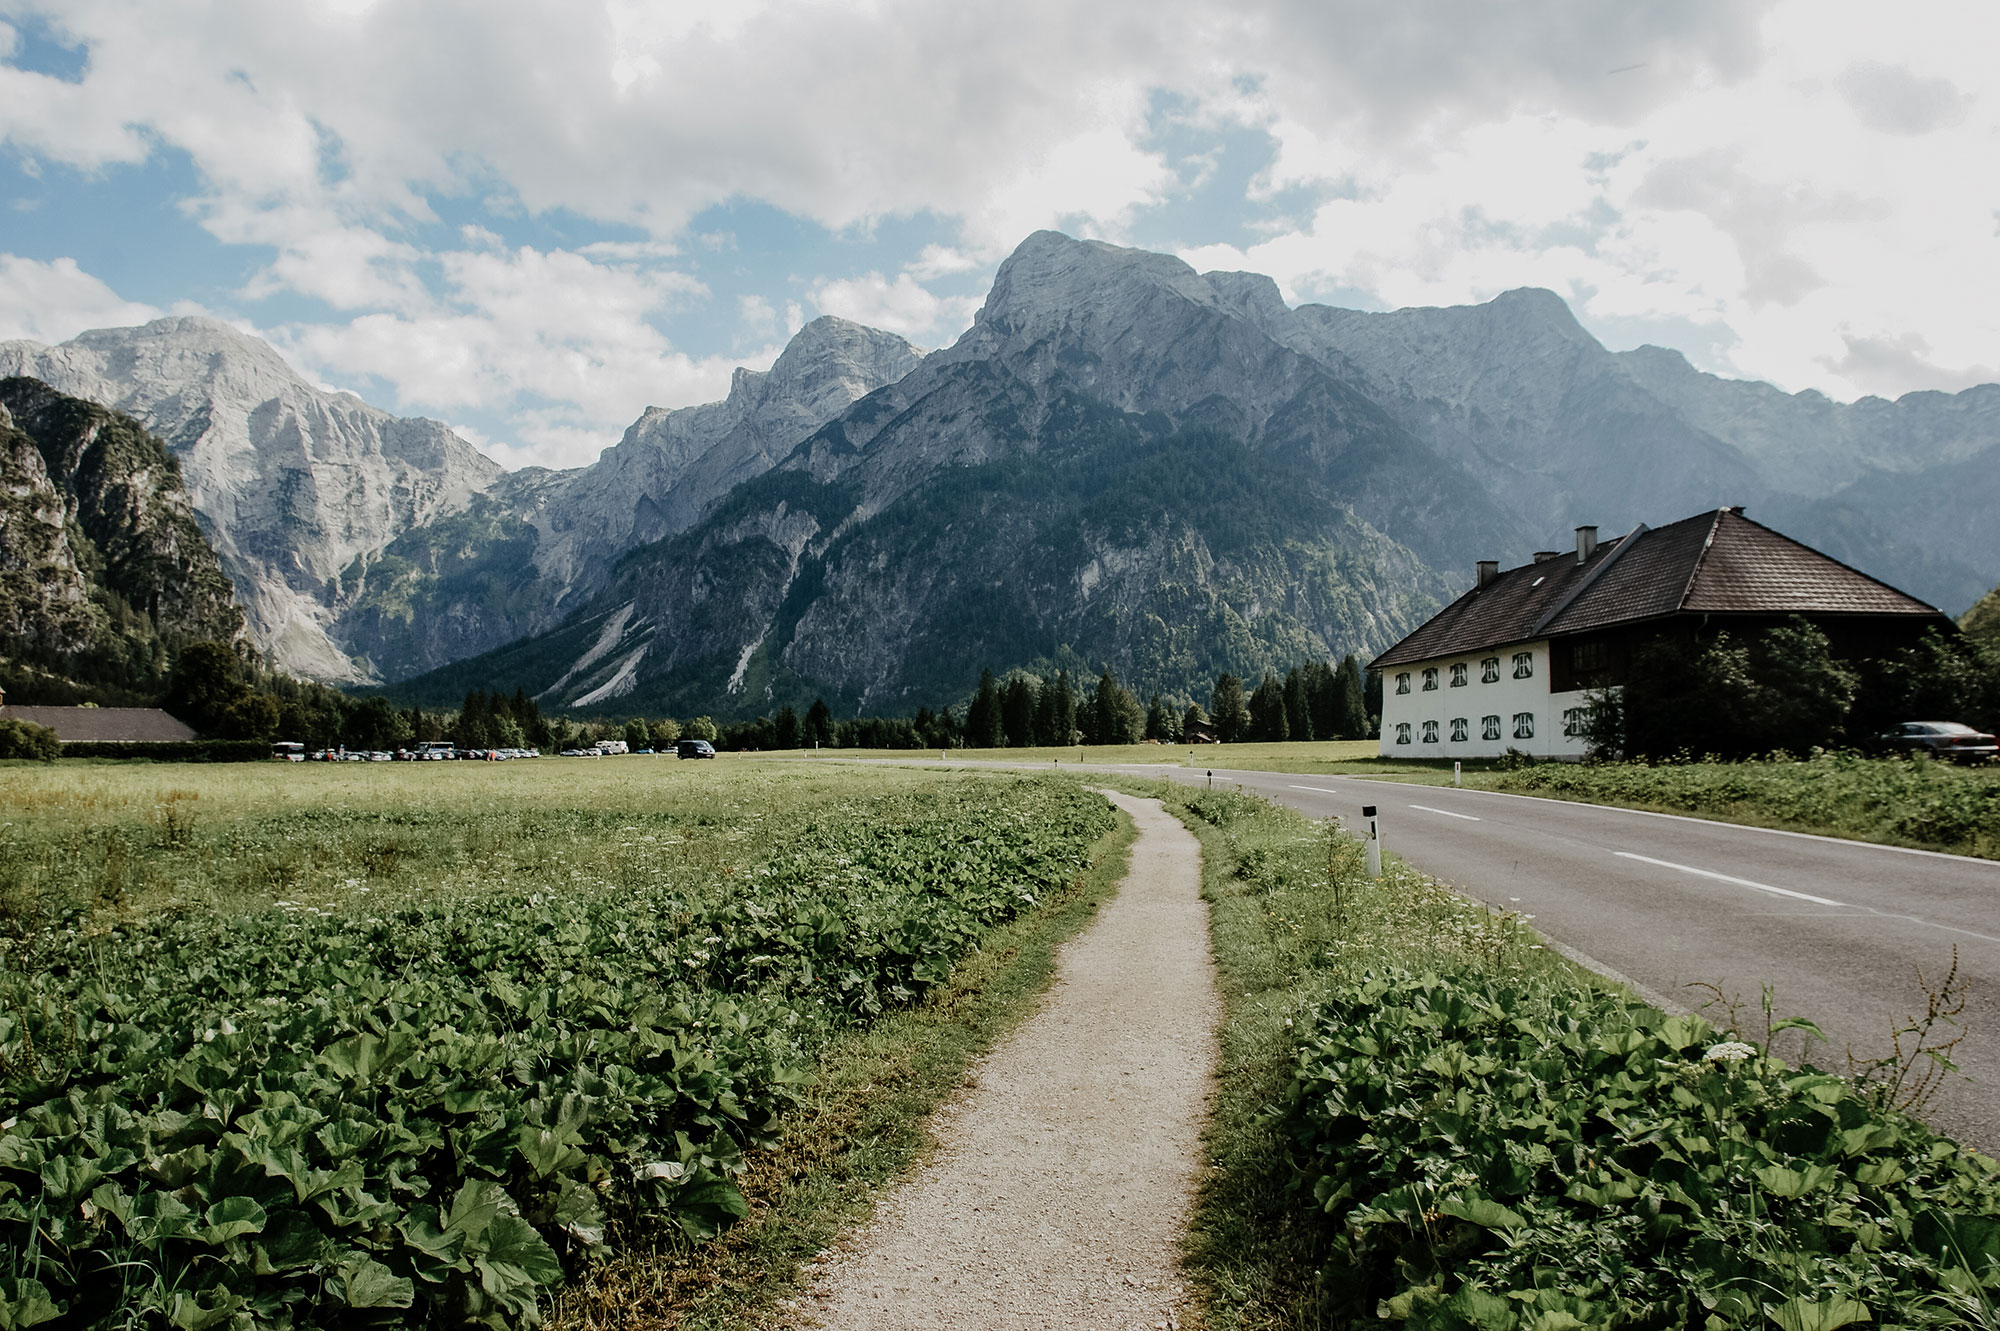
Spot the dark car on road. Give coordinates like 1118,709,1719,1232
1881,721,1997,764
676,739,717,759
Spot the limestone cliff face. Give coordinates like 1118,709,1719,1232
0,398,95,658
0,378,242,689
332,316,924,679
0,318,501,680
391,234,1481,716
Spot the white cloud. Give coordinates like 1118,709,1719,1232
270,241,740,469
1172,0,2000,402
0,0,1995,426
808,270,973,344
0,255,162,343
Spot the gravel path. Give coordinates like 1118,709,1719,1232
796,790,1220,1330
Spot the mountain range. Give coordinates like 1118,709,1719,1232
4,231,1995,717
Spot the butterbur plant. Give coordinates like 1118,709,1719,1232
0,778,1111,1329
1278,967,2000,1330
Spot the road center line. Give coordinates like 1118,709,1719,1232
1614,851,1847,907
1286,784,1343,794
1409,804,1481,821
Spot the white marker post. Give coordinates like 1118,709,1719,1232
1453,761,1461,787
1362,803,1382,878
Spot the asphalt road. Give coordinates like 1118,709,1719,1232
1083,763,2000,1151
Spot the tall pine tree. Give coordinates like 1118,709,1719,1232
1283,666,1314,741
1210,673,1250,743
1000,675,1038,747
966,668,1005,748
1037,671,1079,745
1089,669,1145,745
1248,670,1290,741
1334,653,1369,739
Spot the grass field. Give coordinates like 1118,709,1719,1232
0,756,979,924
0,758,1126,1329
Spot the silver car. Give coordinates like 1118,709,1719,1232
1882,721,1997,764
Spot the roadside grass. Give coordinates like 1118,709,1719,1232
0,759,1127,1328
1062,743,2000,860
1092,779,1589,1329
1472,752,2000,860
1113,777,2000,1330
549,792,1136,1330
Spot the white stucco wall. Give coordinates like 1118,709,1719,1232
1376,640,1594,760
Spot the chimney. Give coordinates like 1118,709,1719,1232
1533,550,1560,563
1476,560,1499,587
1575,525,1599,563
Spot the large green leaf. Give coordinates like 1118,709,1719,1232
1438,1197,1526,1229
339,1258,416,1309
0,1279,63,1330
1764,1296,1872,1331
200,1196,268,1244
320,1031,418,1083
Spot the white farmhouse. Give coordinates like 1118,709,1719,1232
1372,508,1949,760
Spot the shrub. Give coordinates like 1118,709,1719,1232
0,717,60,760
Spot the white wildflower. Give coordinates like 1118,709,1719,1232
1704,1041,1757,1063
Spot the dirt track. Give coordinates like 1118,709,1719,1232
797,790,1220,1329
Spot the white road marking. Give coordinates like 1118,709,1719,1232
1614,851,1847,906
1615,852,2000,944
1409,804,1481,821
1286,785,1344,794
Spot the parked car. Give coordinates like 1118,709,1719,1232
1881,721,1997,764
676,739,717,759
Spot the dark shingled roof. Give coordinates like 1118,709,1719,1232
0,706,198,742
1373,508,1945,669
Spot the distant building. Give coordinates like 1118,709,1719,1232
1372,507,1951,760
0,699,198,743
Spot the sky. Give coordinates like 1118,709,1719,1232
0,0,1995,472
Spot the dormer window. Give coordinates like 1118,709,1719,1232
1481,657,1500,683
1449,662,1468,687
1395,672,1411,695
1512,651,1535,680
1421,667,1439,691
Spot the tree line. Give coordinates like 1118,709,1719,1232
712,655,1380,753
1584,620,2000,760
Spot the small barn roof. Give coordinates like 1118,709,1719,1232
0,706,199,742
1372,508,1945,670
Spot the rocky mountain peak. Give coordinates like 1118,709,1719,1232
967,231,1222,346
1201,271,1292,335
757,315,926,420
0,319,503,681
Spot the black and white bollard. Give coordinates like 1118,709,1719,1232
1362,803,1382,878
1453,760,1461,787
